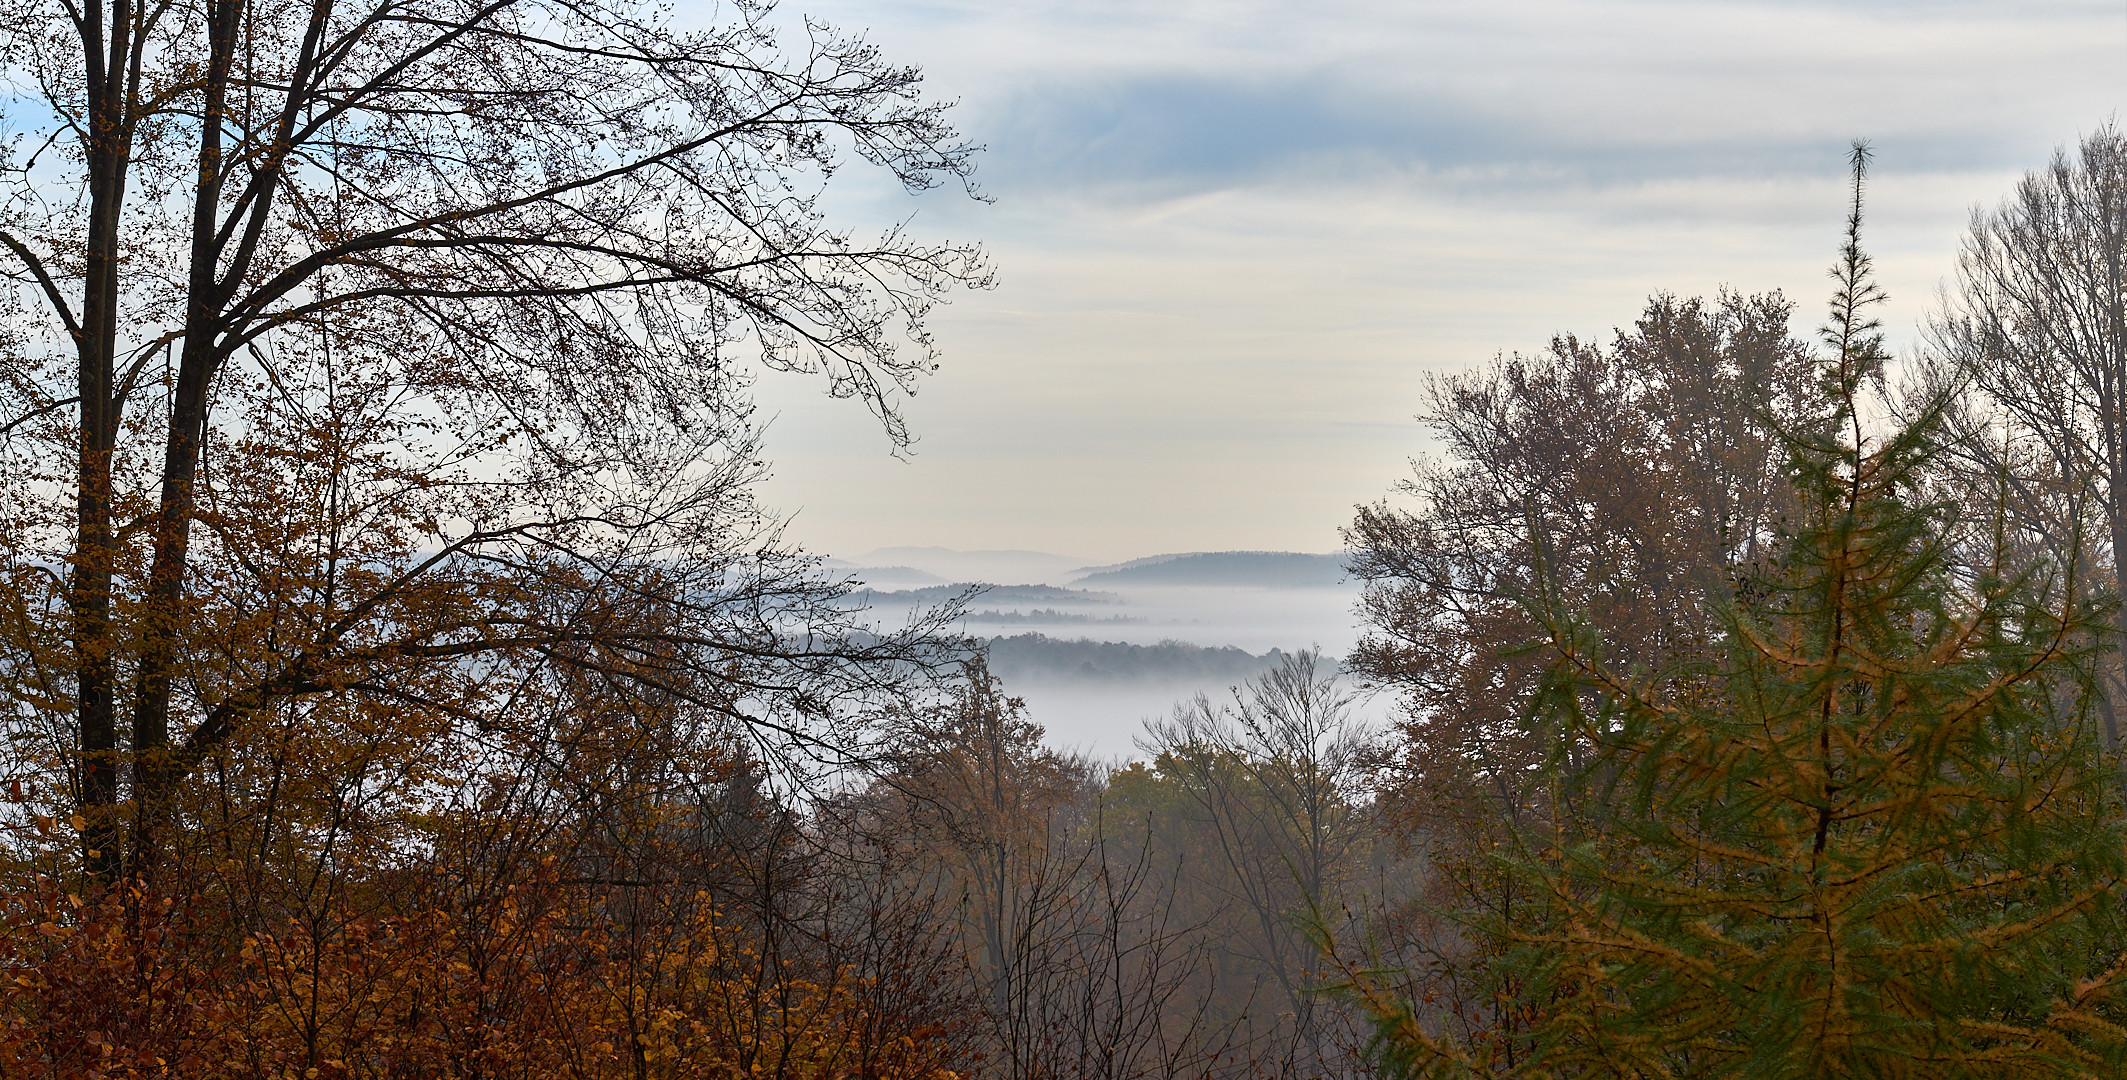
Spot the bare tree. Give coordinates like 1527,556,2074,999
0,0,988,882
875,662,1223,1080
1136,650,1379,1077
1927,124,2127,752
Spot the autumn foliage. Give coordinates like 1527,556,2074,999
0,773,979,1080
0,0,1005,1071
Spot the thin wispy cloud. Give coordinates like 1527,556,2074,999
752,0,2127,562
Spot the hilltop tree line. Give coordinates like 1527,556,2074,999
2,0,2126,1074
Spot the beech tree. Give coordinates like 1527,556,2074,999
0,0,987,884
1347,287,1826,821
1341,287,1828,1049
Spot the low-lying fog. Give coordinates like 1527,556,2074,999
837,549,1394,759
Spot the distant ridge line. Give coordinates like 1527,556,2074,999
983,632,1291,685
1068,551,1351,588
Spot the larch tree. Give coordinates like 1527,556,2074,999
1331,148,2127,1079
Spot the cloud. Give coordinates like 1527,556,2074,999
752,0,2127,565
813,0,2124,201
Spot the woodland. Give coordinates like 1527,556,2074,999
1,1,2125,1078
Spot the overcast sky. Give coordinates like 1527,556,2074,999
746,0,2127,567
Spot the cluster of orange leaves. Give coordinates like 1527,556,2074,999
0,867,965,1080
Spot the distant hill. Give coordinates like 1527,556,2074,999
837,564,948,587
984,633,1286,685
852,547,1089,585
852,584,1120,606
1071,551,1350,588
966,609,1140,626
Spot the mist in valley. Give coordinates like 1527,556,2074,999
839,549,1389,757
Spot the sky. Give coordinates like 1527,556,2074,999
746,0,2127,567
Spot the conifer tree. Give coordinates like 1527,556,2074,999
1331,146,2127,1079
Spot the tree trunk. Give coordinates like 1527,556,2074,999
128,0,242,873
71,0,133,886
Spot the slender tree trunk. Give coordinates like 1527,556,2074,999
2107,196,2127,798
129,0,242,872
128,340,214,867
72,0,133,886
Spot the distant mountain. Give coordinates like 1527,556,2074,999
1070,551,1350,588
984,633,1286,685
